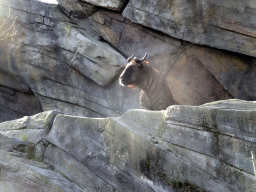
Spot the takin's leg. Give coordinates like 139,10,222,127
140,90,152,110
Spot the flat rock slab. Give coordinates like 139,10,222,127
123,0,256,57
1,0,256,122
57,0,97,20
0,0,138,119
0,149,84,192
166,99,256,136
165,99,256,175
44,144,116,192
0,110,61,144
80,0,128,11
44,100,256,192
46,114,154,192
0,134,28,156
81,9,256,103
0,0,127,87
57,24,127,86
0,100,256,191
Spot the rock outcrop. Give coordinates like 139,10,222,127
56,0,97,20
78,0,128,11
0,100,255,192
0,0,140,121
123,0,256,57
0,0,255,123
0,0,255,191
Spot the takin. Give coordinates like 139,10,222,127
119,53,176,110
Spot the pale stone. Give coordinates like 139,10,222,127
165,100,256,174
0,0,255,125
46,114,152,192
1,100,256,191
44,100,256,191
0,149,84,192
44,144,116,192
57,0,97,20
0,110,61,144
123,0,256,57
0,0,141,120
80,0,128,11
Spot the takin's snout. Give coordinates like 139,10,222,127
119,76,127,86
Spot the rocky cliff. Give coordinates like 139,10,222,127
0,1,256,191
0,0,255,122
0,100,256,192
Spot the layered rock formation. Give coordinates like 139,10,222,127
0,100,255,192
0,0,255,122
123,0,256,57
0,1,255,191
0,0,139,121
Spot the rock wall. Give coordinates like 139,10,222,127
0,100,255,192
0,0,255,122
123,0,256,57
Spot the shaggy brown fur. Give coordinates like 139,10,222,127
119,59,176,110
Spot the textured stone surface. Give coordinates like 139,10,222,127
80,0,128,11
123,0,256,57
0,0,256,124
0,110,60,144
57,0,97,20
44,144,116,192
0,150,84,192
0,42,43,122
0,0,140,121
0,134,28,155
189,44,256,100
165,46,233,105
2,6,127,87
81,9,256,103
0,85,43,122
0,0,256,191
0,100,256,191
46,114,154,192
165,100,256,175
44,100,256,192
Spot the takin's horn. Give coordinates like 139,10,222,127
134,52,147,63
127,53,135,62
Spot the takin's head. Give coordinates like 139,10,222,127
119,53,147,89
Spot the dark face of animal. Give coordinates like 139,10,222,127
119,53,147,88
119,60,143,87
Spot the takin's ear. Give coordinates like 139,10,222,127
128,85,137,89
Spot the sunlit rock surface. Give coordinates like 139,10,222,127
0,0,139,120
56,0,97,20
79,0,128,11
0,100,255,192
0,0,255,123
123,0,256,57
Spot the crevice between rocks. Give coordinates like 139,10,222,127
164,46,187,77
120,0,130,13
0,83,43,116
165,119,256,145
0,103,25,116
44,142,120,191
208,24,256,40
36,92,122,117
160,138,251,177
35,75,122,115
186,46,235,99
125,4,256,41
